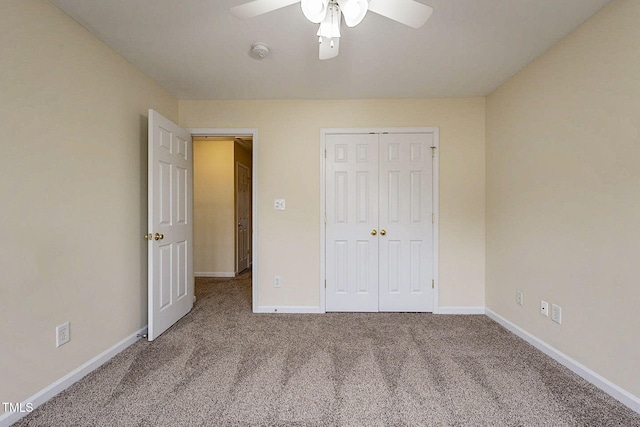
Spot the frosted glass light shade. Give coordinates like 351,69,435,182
301,0,329,23
337,0,367,27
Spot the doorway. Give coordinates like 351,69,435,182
190,128,258,311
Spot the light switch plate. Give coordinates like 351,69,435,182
274,199,286,210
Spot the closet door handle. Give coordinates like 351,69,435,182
371,229,377,236
380,229,386,236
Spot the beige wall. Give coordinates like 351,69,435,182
486,0,640,398
180,98,486,308
0,0,178,406
193,138,236,274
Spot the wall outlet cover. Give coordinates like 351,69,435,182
540,300,549,316
56,322,70,347
516,290,524,306
552,304,562,324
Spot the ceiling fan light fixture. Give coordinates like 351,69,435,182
301,0,329,23
337,0,368,27
229,0,433,60
316,3,341,40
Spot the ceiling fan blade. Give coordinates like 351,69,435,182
319,37,339,60
230,0,300,20
368,0,433,29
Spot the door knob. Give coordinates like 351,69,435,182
371,229,377,236
154,233,164,241
144,233,153,241
380,229,386,236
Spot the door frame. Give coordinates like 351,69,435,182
189,127,259,313
320,127,440,313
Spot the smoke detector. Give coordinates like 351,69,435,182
250,42,270,59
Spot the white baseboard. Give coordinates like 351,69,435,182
254,305,324,314
0,326,148,427
253,306,486,315
485,309,640,414
194,272,236,278
437,306,485,314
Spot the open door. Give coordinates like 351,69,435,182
147,110,193,341
236,162,250,273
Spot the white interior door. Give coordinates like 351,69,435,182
147,109,193,341
236,162,250,273
326,134,379,311
325,131,434,312
378,133,433,311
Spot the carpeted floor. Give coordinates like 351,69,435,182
14,272,640,426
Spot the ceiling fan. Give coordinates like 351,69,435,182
230,0,433,60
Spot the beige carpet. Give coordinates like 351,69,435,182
15,272,640,426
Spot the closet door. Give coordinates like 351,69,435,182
325,131,435,312
378,133,434,311
325,134,379,311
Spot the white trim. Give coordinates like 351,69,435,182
189,128,256,137
319,129,327,312
0,326,148,427
254,306,324,314
438,306,485,315
194,272,236,278
486,309,640,414
187,128,259,313
320,127,440,313
431,128,440,314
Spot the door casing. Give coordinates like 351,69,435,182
320,127,440,313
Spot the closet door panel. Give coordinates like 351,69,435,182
378,133,433,312
326,133,379,312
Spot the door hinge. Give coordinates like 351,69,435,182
432,279,435,289
431,146,436,157
324,279,327,289
324,149,327,158
432,213,435,223
324,213,327,224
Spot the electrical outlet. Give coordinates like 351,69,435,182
274,276,282,288
552,304,562,324
56,322,70,347
540,300,549,316
516,290,524,306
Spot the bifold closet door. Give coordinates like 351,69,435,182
325,132,434,312
378,133,434,312
325,134,379,312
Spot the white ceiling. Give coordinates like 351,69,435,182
50,0,611,100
